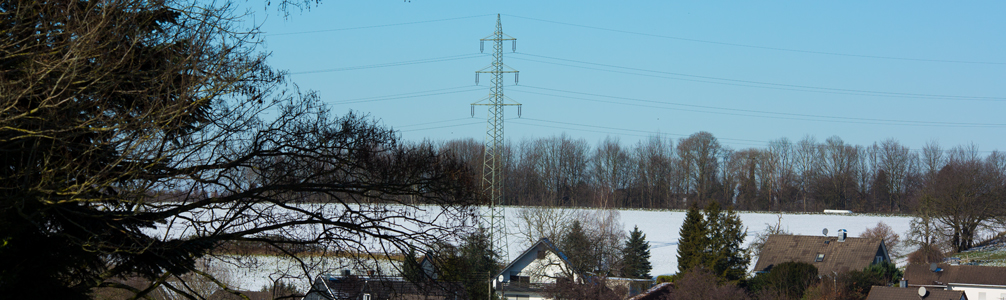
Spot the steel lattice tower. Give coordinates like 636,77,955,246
472,14,519,273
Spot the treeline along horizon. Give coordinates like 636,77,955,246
436,131,1004,213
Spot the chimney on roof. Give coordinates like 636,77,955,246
838,229,847,242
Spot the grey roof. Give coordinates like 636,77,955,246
905,263,1006,287
753,235,887,275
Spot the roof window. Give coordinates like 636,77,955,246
815,254,825,262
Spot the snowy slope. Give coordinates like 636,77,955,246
604,210,913,277
197,206,913,290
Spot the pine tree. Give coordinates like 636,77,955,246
459,231,501,300
707,203,750,282
562,220,597,275
676,202,750,281
622,226,652,279
676,202,708,275
402,247,424,282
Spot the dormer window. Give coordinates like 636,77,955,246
815,254,825,262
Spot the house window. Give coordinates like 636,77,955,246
874,255,883,263
815,254,825,262
537,250,545,259
509,275,530,284
362,294,371,300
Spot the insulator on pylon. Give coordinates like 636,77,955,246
475,74,479,85
471,105,475,117
480,41,484,53
515,73,518,85
518,106,522,118
512,40,516,52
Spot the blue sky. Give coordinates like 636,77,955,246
249,1,1005,152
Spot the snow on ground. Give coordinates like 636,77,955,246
169,204,913,290
604,209,914,277
208,254,402,291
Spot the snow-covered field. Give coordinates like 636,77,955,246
607,209,913,277
205,205,914,290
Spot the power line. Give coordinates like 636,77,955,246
510,118,768,147
502,14,1006,65
509,85,1006,128
398,121,486,133
266,14,495,36
396,117,479,129
290,53,484,75
329,86,483,105
510,53,1006,101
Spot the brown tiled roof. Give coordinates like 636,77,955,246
865,286,966,300
905,263,1006,287
753,235,886,275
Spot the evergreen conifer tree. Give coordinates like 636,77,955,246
676,203,708,274
402,247,424,282
459,231,500,300
622,226,652,279
562,220,596,275
706,202,750,281
676,202,750,281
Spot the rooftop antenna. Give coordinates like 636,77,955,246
929,263,942,272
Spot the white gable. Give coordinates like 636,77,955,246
497,239,579,284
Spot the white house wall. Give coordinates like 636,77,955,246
947,284,1006,300
518,251,575,284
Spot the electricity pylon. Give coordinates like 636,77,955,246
471,14,519,297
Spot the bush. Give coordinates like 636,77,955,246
663,267,749,300
747,262,818,300
864,261,903,284
907,243,945,265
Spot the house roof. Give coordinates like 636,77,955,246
753,235,886,275
627,282,673,300
865,286,966,300
905,263,1006,287
495,237,577,280
313,275,465,300
206,290,275,300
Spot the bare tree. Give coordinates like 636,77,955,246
921,140,947,183
678,132,722,203
0,0,479,298
513,206,578,248
795,136,822,212
633,135,674,209
817,136,859,210
860,222,903,260
920,145,1006,252
878,139,915,212
768,138,799,211
591,136,634,208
